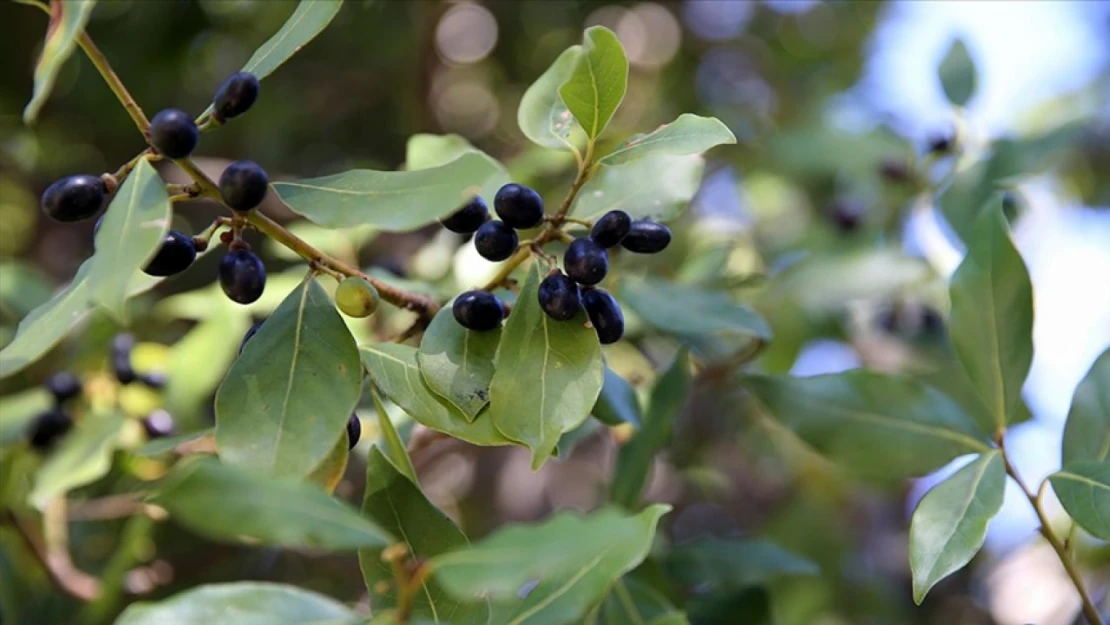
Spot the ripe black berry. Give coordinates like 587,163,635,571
441,196,490,234
563,237,609,286
149,108,199,159
590,210,631,248
219,160,269,211
220,249,266,304
621,221,671,254
112,333,137,384
41,175,105,222
538,271,581,321
142,409,176,439
452,290,504,331
474,220,519,261
27,409,72,450
239,321,264,355
212,71,260,121
45,371,81,403
143,230,197,276
494,183,544,229
347,413,361,450
582,288,624,345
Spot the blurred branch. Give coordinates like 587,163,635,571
5,503,99,601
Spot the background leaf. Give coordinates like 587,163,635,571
113,581,359,625
0,260,93,379
23,0,97,124
937,38,977,107
518,46,584,150
406,133,510,206
0,387,52,445
164,305,251,422
30,412,125,509
621,277,772,343
1049,462,1110,541
215,277,362,479
599,114,735,166
370,388,417,482
489,264,604,469
596,579,688,625
558,26,627,141
592,367,642,428
1062,348,1109,466
665,538,818,593
909,451,1004,603
418,307,500,421
572,154,704,221
305,431,349,494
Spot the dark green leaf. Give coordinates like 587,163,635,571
909,451,1004,603
1049,462,1110,541
418,307,500,421
30,412,125,508
620,277,772,342
149,457,391,550
686,587,771,625
742,371,990,481
593,367,642,428
215,276,362,479
573,155,704,221
358,447,489,625
611,350,690,508
666,538,818,593
518,46,585,150
600,114,735,166
937,38,977,107
558,26,628,140
113,581,359,625
370,388,417,483
1062,349,1109,465
597,579,688,625
23,0,97,124
948,201,1034,429
489,264,604,469
0,260,94,379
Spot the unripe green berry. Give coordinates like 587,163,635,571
335,277,380,318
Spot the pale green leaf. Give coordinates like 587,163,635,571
164,305,251,421
1062,349,1110,466
23,0,97,124
600,114,735,166
30,412,125,509
938,38,977,107
1049,462,1110,541
910,451,1004,603
418,307,500,421
406,133,510,203
666,538,818,592
0,387,52,445
0,260,94,379
621,277,771,344
558,26,628,140
134,429,211,457
572,154,704,221
370,388,417,483
517,46,585,150
592,367,641,428
113,581,359,625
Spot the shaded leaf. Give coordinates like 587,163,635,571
1049,462,1110,541
418,307,500,421
1062,348,1110,465
0,260,94,379
30,412,125,509
305,430,349,494
600,114,735,166
559,26,628,140
910,451,1004,603
370,388,417,483
597,579,688,625
592,367,642,428
666,538,818,592
0,387,52,445
573,154,704,222
23,0,97,124
113,581,359,625
621,277,771,342
518,46,585,150
134,429,211,457
686,587,771,625
937,38,977,107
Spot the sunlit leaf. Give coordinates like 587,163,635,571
518,46,585,150
30,412,125,509
164,304,251,421
406,133,510,203
1062,348,1109,466
0,260,94,379
600,114,735,166
558,26,628,140
572,155,704,221
1049,462,1110,541
113,581,360,625
23,0,97,124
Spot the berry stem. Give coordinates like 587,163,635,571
550,145,594,224
75,32,150,135
481,245,533,291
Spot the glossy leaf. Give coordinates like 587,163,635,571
937,38,977,107
489,264,604,469
113,582,359,625
30,412,125,509
370,388,417,483
559,26,628,140
418,307,500,421
666,538,818,592
621,277,772,342
431,505,670,625
89,158,172,320
406,133,510,203
1049,462,1110,541
0,260,93,379
358,447,489,624
592,367,642,428
273,153,505,232
1062,348,1110,466
518,46,584,150
23,0,97,124
573,154,704,221
149,457,390,550
948,202,1034,429
909,451,1004,603
611,350,690,508
215,277,362,479
305,431,349,494
597,579,688,625
742,372,990,481
361,343,514,447
600,114,735,166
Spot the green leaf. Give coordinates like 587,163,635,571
361,343,514,447
760,248,933,313
273,153,506,232
30,412,125,509
358,447,489,624
149,457,391,550
597,579,688,625
1049,462,1110,541
558,26,628,141
23,0,97,124
89,158,172,320
0,260,93,379
489,264,604,469
113,581,359,625
611,351,690,508
431,505,670,625
518,46,585,150
134,429,211,457
406,133,510,204
948,201,1034,429
0,387,52,445
418,307,500,421
600,114,735,166
742,371,990,481
305,430,349,494
215,276,362,479
620,277,772,342
937,38,977,107
370,388,417,483
573,154,704,221
1062,349,1110,465
666,538,818,592
909,451,1004,603
592,367,642,428
164,305,251,421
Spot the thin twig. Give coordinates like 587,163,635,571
5,508,99,601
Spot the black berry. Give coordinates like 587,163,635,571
149,108,199,159
27,409,72,450
219,249,267,304
474,220,519,261
212,71,260,121
452,290,504,332
143,230,197,276
239,320,264,355
563,237,609,286
347,413,361,450
827,203,864,233
582,288,624,345
590,210,631,248
927,134,953,154
141,409,176,439
621,221,671,254
219,160,269,211
441,197,490,234
494,183,544,229
112,333,137,384
45,371,81,403
538,271,581,321
41,175,105,222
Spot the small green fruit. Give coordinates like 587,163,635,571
336,277,380,317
